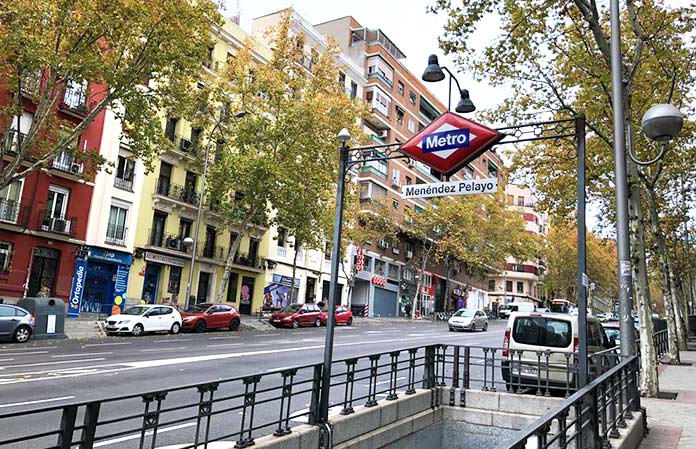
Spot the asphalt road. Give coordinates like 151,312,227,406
0,318,507,449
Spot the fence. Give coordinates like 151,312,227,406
0,343,639,449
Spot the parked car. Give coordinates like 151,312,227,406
270,303,322,328
501,312,612,393
0,304,35,343
320,306,353,326
181,303,241,333
499,302,536,319
602,321,637,348
448,308,488,332
105,305,182,336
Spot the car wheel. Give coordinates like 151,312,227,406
347,318,353,326
170,322,181,335
13,326,31,343
483,322,488,332
470,324,476,332
229,318,240,331
195,320,207,333
292,319,300,329
315,318,321,328
132,324,144,337
448,327,454,332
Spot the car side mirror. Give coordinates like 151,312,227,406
298,309,305,314
207,309,215,315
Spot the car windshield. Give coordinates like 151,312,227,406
513,316,572,348
453,309,475,317
186,303,213,313
281,304,302,313
121,306,150,316
604,328,621,341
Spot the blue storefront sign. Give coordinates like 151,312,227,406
68,258,88,318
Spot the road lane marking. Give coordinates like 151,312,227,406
152,339,191,343
0,351,48,357
0,396,75,409
208,336,239,340
93,422,197,447
84,342,132,347
139,347,186,352
0,346,54,352
0,358,15,362
51,352,113,358
0,358,107,372
206,343,244,348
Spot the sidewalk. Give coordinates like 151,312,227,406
640,341,696,449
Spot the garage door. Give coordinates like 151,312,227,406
373,287,397,317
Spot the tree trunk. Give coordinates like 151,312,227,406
412,247,430,320
215,219,251,303
644,185,681,364
627,164,659,396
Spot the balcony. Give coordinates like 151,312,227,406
147,230,192,254
199,244,225,260
367,71,394,89
52,151,84,175
105,224,128,246
154,180,200,207
0,199,29,226
3,130,25,155
234,252,259,269
38,211,76,237
60,82,89,117
114,176,134,191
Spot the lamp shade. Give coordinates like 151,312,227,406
455,89,476,113
422,54,445,82
641,104,684,142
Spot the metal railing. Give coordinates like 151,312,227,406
501,355,640,449
37,211,76,236
0,343,635,449
199,244,225,260
105,224,127,246
114,176,134,191
653,329,669,359
154,179,199,206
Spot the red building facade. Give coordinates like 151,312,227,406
0,78,106,301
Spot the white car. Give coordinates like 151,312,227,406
448,308,488,332
105,305,182,336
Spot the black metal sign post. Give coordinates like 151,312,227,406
319,114,588,423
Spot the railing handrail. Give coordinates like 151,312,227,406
500,354,639,449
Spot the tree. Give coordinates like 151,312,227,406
201,12,365,302
430,0,696,396
0,0,221,188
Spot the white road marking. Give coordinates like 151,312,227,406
139,347,186,352
0,351,48,357
152,339,191,343
51,352,113,358
206,343,244,348
0,358,107,372
208,336,239,340
0,347,54,352
93,422,197,447
365,331,384,334
0,396,75,409
0,358,15,362
84,342,132,347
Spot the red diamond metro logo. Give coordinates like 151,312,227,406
399,112,504,177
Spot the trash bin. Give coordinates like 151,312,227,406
16,297,66,339
689,315,696,337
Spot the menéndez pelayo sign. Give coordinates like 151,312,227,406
401,178,498,199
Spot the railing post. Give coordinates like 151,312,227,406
80,402,101,449
387,351,400,401
341,359,357,415
451,346,460,405
406,348,417,395
423,345,436,389
195,382,219,447
57,405,78,449
365,354,381,407
275,370,296,436
309,364,323,425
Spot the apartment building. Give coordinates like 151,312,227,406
487,183,548,307
125,18,273,315
0,76,107,302
315,16,506,317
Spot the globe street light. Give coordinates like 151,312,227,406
422,55,476,114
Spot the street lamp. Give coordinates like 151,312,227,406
422,55,476,113
630,104,685,165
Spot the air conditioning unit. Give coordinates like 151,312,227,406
43,217,71,234
378,239,389,249
167,238,181,250
406,250,413,259
391,176,401,187
392,247,400,255
71,162,83,174
378,130,388,139
179,139,192,151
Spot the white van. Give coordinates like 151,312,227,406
501,312,612,393
498,302,535,319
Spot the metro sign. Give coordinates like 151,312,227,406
399,112,504,176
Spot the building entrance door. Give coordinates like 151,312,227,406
83,262,117,315
142,264,160,303
27,247,59,297
197,272,211,304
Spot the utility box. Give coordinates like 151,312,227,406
689,315,696,337
16,297,66,339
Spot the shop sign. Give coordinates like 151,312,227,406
371,275,387,287
145,252,185,267
67,258,88,318
88,246,133,265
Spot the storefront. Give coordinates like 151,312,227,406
141,251,186,304
81,246,133,315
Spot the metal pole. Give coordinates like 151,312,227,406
610,0,636,357
319,142,349,422
447,75,452,112
184,144,210,306
576,114,588,387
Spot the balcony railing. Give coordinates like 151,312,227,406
114,176,134,191
62,82,88,113
52,151,83,174
199,244,225,260
0,199,30,226
148,230,192,253
154,180,200,206
234,252,258,269
38,211,76,236
105,224,127,246
3,130,26,154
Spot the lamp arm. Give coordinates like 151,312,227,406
628,141,669,166
442,67,464,94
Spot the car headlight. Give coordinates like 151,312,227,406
183,317,195,321
117,320,130,324
282,316,292,321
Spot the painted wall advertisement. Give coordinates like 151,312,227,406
68,258,88,318
113,265,129,311
263,275,300,309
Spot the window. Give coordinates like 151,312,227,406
405,241,414,254
191,128,203,150
368,86,391,117
392,199,399,209
506,281,513,292
183,171,198,204
179,219,192,239
338,71,346,86
150,212,167,246
115,155,135,191
106,204,128,245
488,280,496,291
203,226,217,258
403,270,414,281
359,181,387,200
517,196,525,206
63,80,87,109
363,255,373,272
157,162,172,195
203,46,214,69
396,107,405,125
0,180,23,223
0,306,15,317
0,241,12,274
512,317,571,348
516,281,524,293
42,185,70,233
407,119,415,133
507,194,514,205
6,112,33,154
350,81,358,100
165,118,178,142
374,260,386,276
388,263,400,280
405,176,412,185
409,91,416,105
397,81,404,95
277,227,287,247
168,266,182,293
422,274,432,288
366,55,394,86
392,168,400,184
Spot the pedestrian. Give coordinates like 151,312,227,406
405,302,412,319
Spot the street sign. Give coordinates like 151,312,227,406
399,112,504,176
402,178,498,199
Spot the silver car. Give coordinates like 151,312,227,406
448,308,488,332
0,304,35,343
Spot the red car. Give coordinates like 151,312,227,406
270,303,322,328
181,303,241,333
320,306,353,326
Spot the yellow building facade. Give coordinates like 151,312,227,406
126,19,274,315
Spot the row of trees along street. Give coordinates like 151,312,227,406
431,0,696,396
